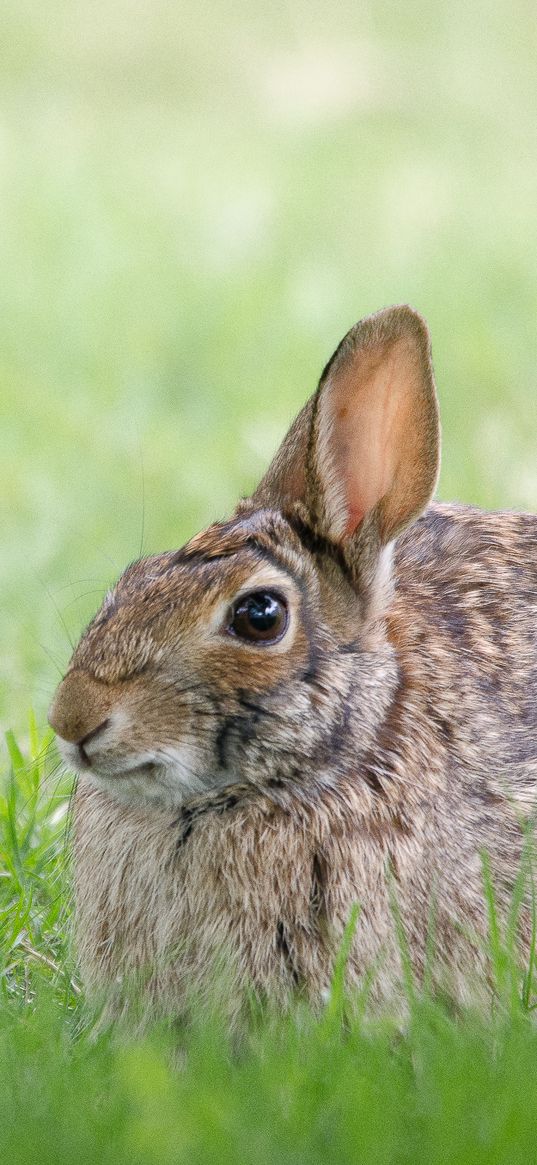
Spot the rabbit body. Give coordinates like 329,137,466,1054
49,307,537,1018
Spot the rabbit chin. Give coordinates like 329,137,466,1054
74,745,230,813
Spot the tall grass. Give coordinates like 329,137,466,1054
0,717,76,1008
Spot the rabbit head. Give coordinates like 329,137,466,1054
48,305,440,812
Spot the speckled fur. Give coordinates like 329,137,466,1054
49,306,537,1023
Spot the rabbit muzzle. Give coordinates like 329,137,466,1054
49,666,231,808
49,670,146,777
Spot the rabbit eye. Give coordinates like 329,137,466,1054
228,591,288,643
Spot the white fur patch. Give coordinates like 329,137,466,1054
58,720,223,811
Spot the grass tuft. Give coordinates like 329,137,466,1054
0,718,78,1009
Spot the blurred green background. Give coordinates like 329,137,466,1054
2,0,537,732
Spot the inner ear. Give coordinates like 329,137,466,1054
311,312,439,545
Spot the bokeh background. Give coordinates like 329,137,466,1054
2,0,537,732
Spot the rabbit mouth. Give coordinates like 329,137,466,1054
60,736,227,811
103,760,160,781
59,736,158,781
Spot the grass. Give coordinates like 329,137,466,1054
0,718,76,1007
6,990,537,1165
3,0,537,1158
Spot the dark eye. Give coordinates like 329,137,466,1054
228,591,288,644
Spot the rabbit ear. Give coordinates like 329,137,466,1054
254,305,440,556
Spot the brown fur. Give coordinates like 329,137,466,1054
49,306,537,1023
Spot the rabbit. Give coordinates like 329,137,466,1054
48,305,537,1022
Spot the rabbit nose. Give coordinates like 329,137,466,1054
48,669,114,748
